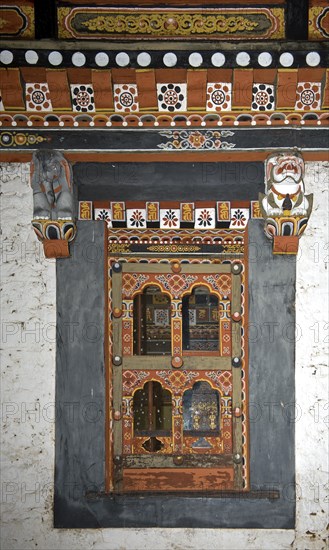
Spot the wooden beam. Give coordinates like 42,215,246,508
286,0,309,40
35,0,56,39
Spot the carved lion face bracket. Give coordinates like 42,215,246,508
259,150,313,254
30,151,77,258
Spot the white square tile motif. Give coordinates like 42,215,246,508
94,208,112,227
157,83,187,112
251,83,275,111
70,84,95,113
25,83,52,111
160,208,180,229
127,209,147,229
295,82,321,111
206,83,232,112
229,208,250,229
194,208,216,229
113,84,139,113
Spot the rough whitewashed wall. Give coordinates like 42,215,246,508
1,161,328,550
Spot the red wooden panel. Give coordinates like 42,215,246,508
253,69,277,84
0,68,24,109
135,70,157,110
20,67,47,83
92,70,114,110
123,467,234,491
207,69,233,83
155,69,187,83
67,68,92,84
232,69,253,109
187,70,207,110
276,70,298,109
298,68,325,83
111,68,136,84
46,69,71,110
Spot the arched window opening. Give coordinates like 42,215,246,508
133,286,171,355
182,286,219,352
183,381,220,435
133,381,172,438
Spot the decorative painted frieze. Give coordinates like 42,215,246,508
25,83,52,112
251,84,275,111
259,151,313,254
70,84,95,113
30,151,77,258
79,199,260,230
295,82,322,111
57,6,284,41
157,84,187,112
0,2,34,39
114,84,139,113
1,47,326,70
206,83,232,112
157,130,235,150
2,128,328,153
1,65,328,132
309,3,329,40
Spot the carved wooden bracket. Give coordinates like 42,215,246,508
30,151,76,258
259,150,313,255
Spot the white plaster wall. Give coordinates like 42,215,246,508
0,161,328,550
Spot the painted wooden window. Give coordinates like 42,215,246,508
133,287,171,356
133,381,173,455
182,286,219,353
183,381,220,436
109,235,248,494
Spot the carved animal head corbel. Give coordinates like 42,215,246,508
259,150,313,254
30,151,77,258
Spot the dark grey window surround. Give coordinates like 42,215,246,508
55,162,295,528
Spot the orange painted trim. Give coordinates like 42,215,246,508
104,224,111,493
66,0,285,4
183,351,219,357
1,151,329,164
242,225,250,491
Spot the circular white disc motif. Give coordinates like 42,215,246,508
115,52,130,67
72,52,86,67
163,52,177,67
258,52,272,67
95,52,109,67
211,52,225,67
279,52,294,67
306,52,320,67
25,50,39,64
137,52,151,67
48,51,63,66
188,52,203,68
0,50,14,65
236,52,251,67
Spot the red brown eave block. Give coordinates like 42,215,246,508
135,70,158,111
46,69,71,110
187,70,207,111
323,69,329,109
92,70,114,110
276,70,298,110
0,68,25,110
233,69,253,109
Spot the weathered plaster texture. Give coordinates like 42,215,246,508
1,162,328,550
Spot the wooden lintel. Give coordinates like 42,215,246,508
1,151,328,163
